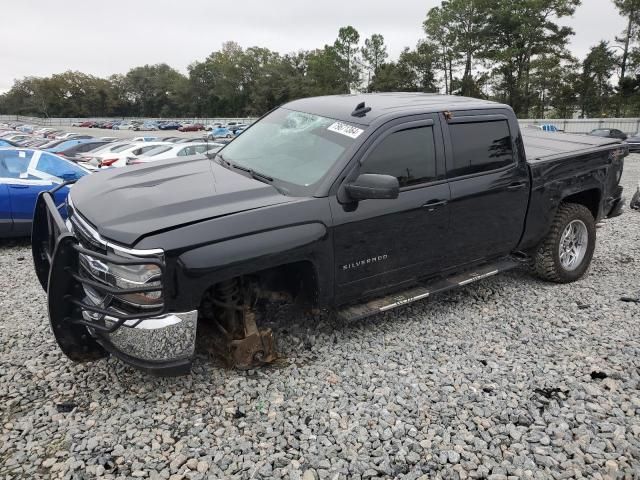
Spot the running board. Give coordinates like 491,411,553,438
337,257,520,322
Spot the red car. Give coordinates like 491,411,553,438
46,130,63,139
178,123,205,132
79,121,94,127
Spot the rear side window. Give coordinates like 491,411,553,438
0,150,32,178
361,126,437,187
448,120,514,177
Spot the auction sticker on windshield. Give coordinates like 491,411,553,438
328,122,364,139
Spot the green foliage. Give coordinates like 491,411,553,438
424,0,489,96
369,42,439,93
579,41,618,117
2,4,640,119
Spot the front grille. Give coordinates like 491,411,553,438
65,210,166,331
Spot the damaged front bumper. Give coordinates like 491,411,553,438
32,188,197,375
87,310,198,375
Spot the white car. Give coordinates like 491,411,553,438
78,141,134,166
130,136,158,142
54,132,81,140
34,127,57,136
113,122,138,130
4,134,31,143
96,142,172,168
128,142,223,165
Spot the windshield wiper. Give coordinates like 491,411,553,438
215,153,284,193
214,152,230,167
226,161,274,182
237,165,274,183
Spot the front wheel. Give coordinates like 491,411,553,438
533,203,596,283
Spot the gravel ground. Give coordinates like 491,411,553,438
1,157,639,480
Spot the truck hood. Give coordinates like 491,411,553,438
70,157,294,246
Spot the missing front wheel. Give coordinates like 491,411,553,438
199,278,277,369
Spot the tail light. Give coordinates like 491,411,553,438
100,158,119,167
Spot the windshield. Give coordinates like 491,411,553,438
220,108,362,191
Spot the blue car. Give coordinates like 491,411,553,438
0,149,89,237
530,124,560,132
45,138,95,153
207,127,233,139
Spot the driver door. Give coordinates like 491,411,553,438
330,116,450,304
2,151,60,235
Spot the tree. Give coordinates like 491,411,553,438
423,5,456,94
333,26,361,92
579,42,618,117
481,0,580,117
124,64,189,117
369,42,438,93
361,34,388,88
613,0,640,115
528,55,579,118
305,46,347,95
424,0,489,96
399,42,439,92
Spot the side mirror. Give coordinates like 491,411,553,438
344,173,399,201
61,171,79,182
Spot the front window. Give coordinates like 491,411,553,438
220,108,362,192
361,127,438,187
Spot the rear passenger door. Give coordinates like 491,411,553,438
442,113,529,268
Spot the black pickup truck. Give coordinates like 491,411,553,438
32,94,627,375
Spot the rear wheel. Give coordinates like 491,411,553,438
533,203,596,283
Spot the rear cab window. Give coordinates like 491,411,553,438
447,119,514,177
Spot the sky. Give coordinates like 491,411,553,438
0,0,628,93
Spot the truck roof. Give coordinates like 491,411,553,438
284,93,507,125
522,128,623,163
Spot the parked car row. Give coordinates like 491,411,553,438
66,119,252,133
0,123,226,169
0,122,228,238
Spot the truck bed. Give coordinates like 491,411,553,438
522,128,623,163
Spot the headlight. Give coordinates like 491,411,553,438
79,252,163,308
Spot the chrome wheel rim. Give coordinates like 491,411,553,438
558,220,588,271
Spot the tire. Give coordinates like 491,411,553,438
533,203,596,283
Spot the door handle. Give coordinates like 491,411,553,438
507,182,526,191
422,199,448,212
9,184,28,189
